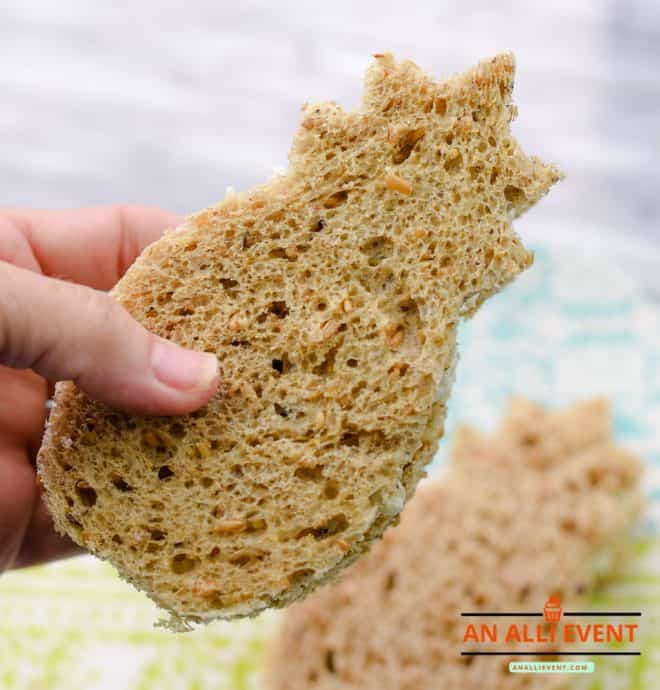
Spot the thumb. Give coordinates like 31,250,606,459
0,261,219,415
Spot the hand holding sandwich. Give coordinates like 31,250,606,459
0,205,219,572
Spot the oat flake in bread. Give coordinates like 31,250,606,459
267,399,643,690
37,53,561,624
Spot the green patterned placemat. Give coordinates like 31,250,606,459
0,556,276,690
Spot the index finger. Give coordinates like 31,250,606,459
1,205,182,290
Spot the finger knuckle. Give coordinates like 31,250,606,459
85,288,122,329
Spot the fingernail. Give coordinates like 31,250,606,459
152,340,218,393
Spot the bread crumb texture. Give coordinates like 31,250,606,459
267,399,643,690
37,53,560,623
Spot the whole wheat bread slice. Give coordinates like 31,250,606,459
267,399,643,690
37,53,560,623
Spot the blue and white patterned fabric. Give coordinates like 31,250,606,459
437,246,660,528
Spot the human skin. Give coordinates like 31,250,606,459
0,206,220,572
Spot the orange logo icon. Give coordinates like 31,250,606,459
544,595,562,623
